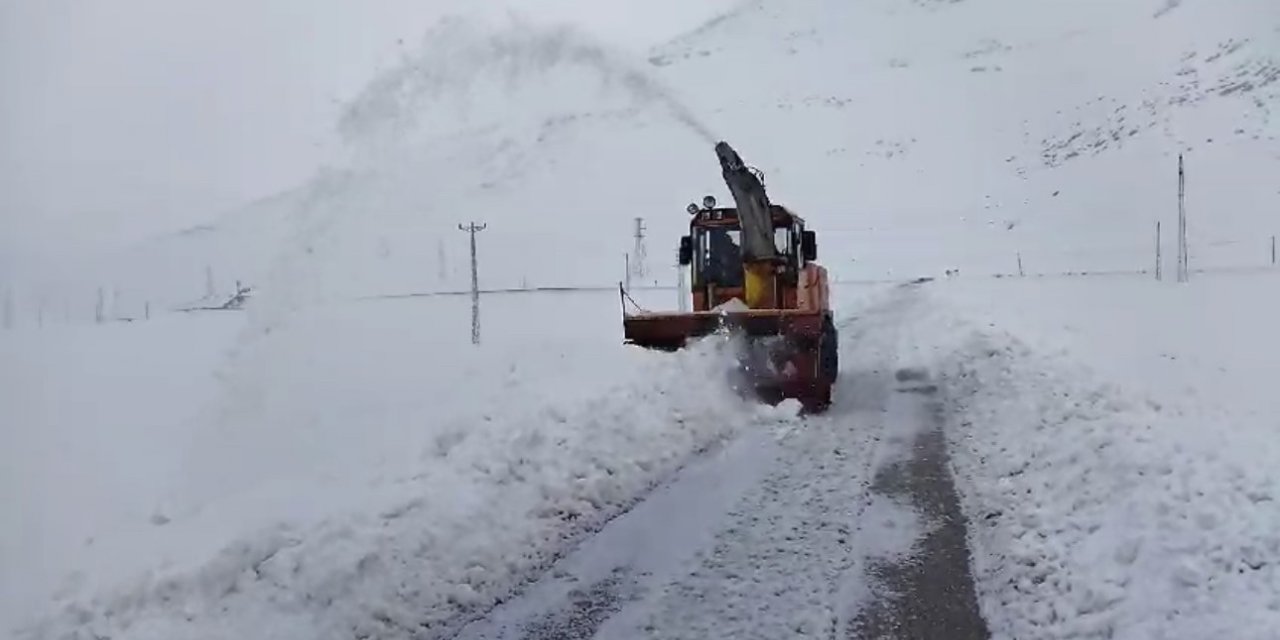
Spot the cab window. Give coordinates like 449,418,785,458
696,227,743,287
774,226,792,255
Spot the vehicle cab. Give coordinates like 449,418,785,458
678,202,819,312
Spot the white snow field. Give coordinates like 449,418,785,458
3,0,1279,637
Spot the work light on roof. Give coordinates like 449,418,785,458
702,195,717,209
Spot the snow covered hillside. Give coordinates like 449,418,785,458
12,0,1275,312
4,0,1279,638
645,0,1278,279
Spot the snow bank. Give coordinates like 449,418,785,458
11,290,789,640
912,279,1280,639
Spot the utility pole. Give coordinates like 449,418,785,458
437,239,447,283
1271,235,1276,266
1176,154,1189,283
676,263,688,312
632,218,647,282
205,266,216,299
1155,221,1163,281
458,222,486,345
624,253,632,291
1017,252,1025,277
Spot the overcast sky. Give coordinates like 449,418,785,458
0,0,733,261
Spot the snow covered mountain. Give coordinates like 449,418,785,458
4,0,1279,638
38,0,1277,312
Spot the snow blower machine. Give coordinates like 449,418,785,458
621,141,838,412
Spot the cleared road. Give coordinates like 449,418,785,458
452,287,989,639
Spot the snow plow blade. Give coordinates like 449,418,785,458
623,308,837,412
623,309,823,350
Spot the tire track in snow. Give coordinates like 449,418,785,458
586,289,925,638
848,370,989,638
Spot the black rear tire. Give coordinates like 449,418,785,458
820,314,839,382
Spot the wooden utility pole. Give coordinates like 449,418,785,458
632,218,647,282
1156,221,1163,281
437,239,447,283
1176,155,1189,283
458,222,487,345
676,263,688,312
205,266,216,299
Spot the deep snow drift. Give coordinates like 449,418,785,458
913,272,1280,639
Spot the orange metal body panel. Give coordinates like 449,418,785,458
797,263,829,312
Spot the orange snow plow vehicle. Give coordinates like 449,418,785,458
621,142,838,412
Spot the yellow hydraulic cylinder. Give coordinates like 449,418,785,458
743,262,776,309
